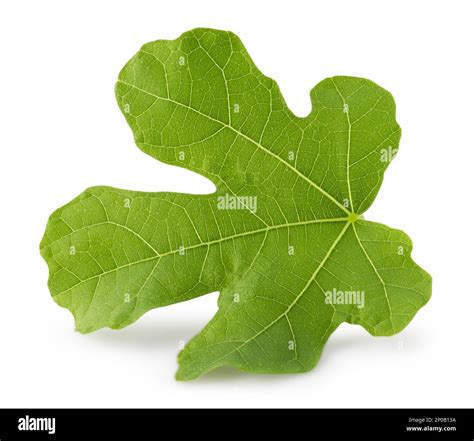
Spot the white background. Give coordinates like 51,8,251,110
1,0,473,408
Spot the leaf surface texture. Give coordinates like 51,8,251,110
41,28,431,380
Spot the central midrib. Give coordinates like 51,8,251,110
116,79,351,216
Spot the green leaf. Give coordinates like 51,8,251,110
40,28,431,380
